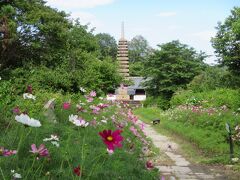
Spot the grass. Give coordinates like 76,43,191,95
134,107,240,164
0,93,159,179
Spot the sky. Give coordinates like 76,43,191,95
46,0,240,64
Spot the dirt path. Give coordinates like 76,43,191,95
140,121,228,180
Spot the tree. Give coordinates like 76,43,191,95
211,7,240,75
95,33,117,60
144,40,207,98
128,35,153,63
0,0,71,69
129,61,144,76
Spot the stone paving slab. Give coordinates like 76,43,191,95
138,121,225,180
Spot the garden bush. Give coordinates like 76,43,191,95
170,88,240,110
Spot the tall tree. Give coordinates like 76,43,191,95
0,0,71,69
211,7,240,75
128,35,152,63
144,40,206,98
95,33,117,60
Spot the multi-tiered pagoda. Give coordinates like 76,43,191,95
107,22,147,102
117,22,129,79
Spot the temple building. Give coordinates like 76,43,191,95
107,23,147,102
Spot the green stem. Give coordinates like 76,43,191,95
0,166,6,180
87,155,107,179
25,156,36,179
80,129,86,180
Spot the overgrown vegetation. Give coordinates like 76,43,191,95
0,85,159,179
0,0,122,94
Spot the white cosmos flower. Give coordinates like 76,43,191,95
69,114,89,127
74,119,89,127
51,141,60,148
13,173,22,179
80,87,86,92
101,120,107,123
69,114,78,123
23,93,36,100
43,134,59,142
15,114,41,127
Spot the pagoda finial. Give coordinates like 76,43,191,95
121,21,125,40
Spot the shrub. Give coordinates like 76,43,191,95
170,88,240,110
144,96,170,110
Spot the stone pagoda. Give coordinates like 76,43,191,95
117,22,129,78
116,22,130,100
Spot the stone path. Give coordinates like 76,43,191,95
141,121,226,180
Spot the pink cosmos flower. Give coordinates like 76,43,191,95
127,110,138,123
99,129,124,151
89,91,96,97
12,107,21,115
63,102,71,110
26,85,33,94
0,147,17,157
138,122,145,131
107,148,114,155
76,105,85,112
90,106,101,114
129,126,139,137
30,144,49,157
145,160,154,170
86,96,93,103
97,103,109,109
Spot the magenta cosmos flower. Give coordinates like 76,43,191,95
0,147,17,157
63,102,71,110
99,129,124,151
30,144,49,157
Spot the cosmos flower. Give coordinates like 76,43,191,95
23,93,36,100
145,160,154,170
86,97,94,103
0,147,17,157
43,135,60,147
69,115,89,127
99,129,123,151
63,102,71,110
26,85,33,94
73,165,81,176
12,107,21,115
43,134,59,142
11,170,22,179
129,126,139,136
107,148,114,155
15,114,41,127
30,144,49,157
89,91,96,97
80,87,86,93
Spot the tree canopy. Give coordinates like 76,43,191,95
144,40,207,98
211,6,240,75
128,35,153,63
0,0,122,94
95,33,117,60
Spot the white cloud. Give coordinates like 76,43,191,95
191,30,216,41
46,0,115,9
70,11,104,28
156,12,177,17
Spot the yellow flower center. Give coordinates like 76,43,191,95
0,148,3,156
107,136,113,141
